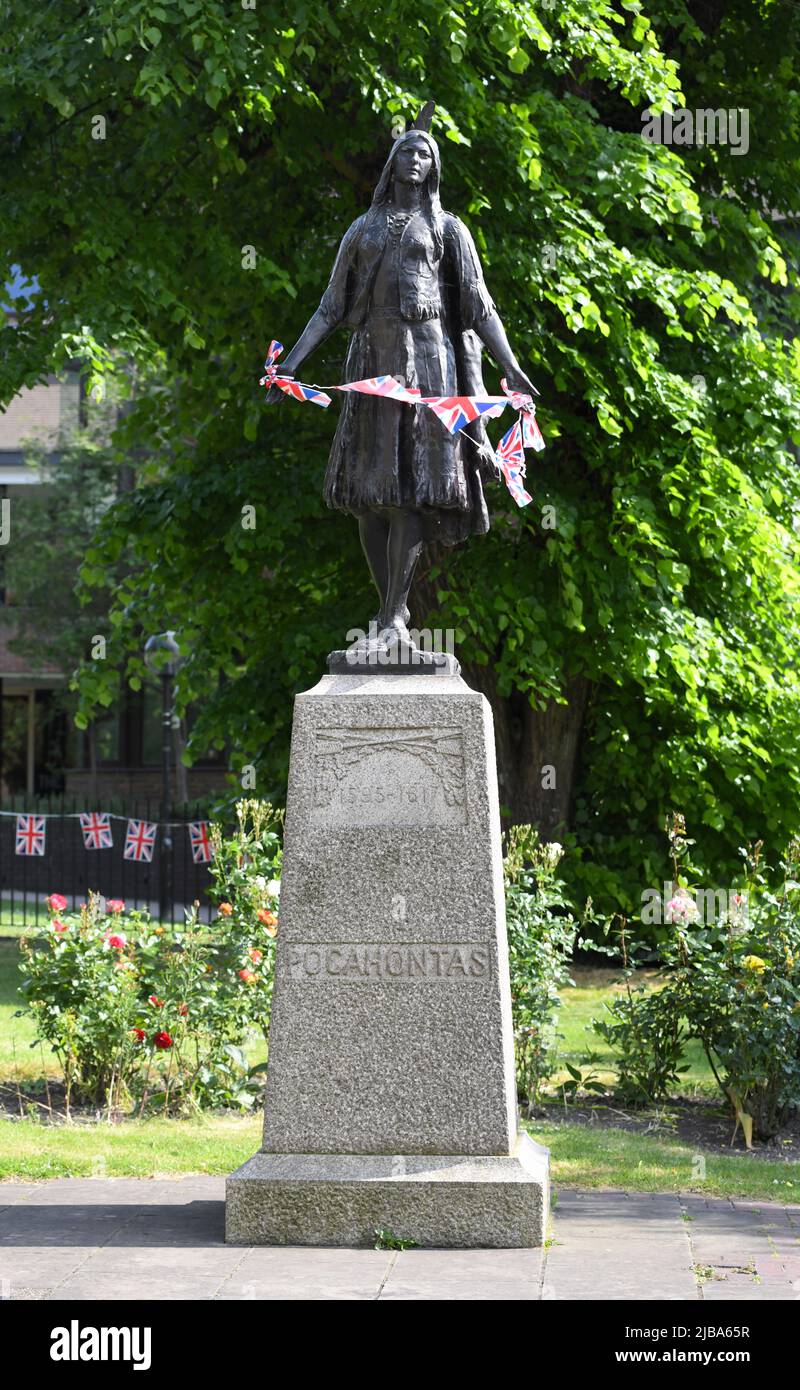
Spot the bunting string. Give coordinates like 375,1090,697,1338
260,339,545,509
4,812,214,863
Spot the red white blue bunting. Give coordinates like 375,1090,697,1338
15,814,45,856
188,821,213,864
5,813,216,867
123,820,158,863
80,811,113,850
260,340,545,508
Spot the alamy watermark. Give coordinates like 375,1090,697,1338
343,624,456,667
50,1321,151,1370
641,884,749,927
641,107,749,156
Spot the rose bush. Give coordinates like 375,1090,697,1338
17,800,283,1115
504,826,586,1112
595,816,800,1141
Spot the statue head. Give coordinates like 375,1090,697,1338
370,129,442,214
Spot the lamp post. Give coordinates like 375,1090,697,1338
144,631,181,926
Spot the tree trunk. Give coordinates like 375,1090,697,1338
411,570,590,836
460,662,589,835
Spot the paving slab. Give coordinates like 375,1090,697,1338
380,1248,543,1300
0,1178,797,1299
216,1248,394,1301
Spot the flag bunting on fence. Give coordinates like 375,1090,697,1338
123,819,158,863
1,811,220,868
259,340,545,508
79,811,113,850
15,814,45,857
188,821,213,864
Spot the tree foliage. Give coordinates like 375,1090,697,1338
2,0,800,913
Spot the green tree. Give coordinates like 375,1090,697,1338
2,0,799,914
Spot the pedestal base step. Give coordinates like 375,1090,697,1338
225,1132,549,1248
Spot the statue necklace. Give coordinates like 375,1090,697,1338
386,207,417,240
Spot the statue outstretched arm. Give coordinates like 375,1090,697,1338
262,309,338,405
474,310,539,399
447,215,538,399
263,215,363,405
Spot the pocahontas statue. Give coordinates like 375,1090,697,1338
264,103,537,666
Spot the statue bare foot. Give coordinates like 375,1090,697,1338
369,605,410,631
376,614,439,666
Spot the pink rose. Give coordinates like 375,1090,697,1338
107,899,125,914
47,893,68,913
105,932,127,950
52,919,68,934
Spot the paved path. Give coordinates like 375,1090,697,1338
1,1180,799,1300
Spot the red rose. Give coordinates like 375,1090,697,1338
148,995,164,1008
178,1003,189,1017
238,968,256,984
153,1030,173,1049
107,899,125,914
105,932,127,950
52,919,68,934
47,893,68,913
131,1027,146,1042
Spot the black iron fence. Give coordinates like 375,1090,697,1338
0,796,222,931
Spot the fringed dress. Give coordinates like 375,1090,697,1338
318,207,496,545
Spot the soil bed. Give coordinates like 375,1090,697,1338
534,1094,800,1161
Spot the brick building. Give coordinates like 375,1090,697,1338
1,273,227,806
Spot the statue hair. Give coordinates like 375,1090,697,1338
358,129,445,260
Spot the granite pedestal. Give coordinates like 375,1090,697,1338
226,670,549,1247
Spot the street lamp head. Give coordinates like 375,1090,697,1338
144,630,181,677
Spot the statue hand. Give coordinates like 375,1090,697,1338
504,365,540,399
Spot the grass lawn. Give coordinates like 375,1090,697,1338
529,1121,800,1203
0,914,47,940
553,965,717,1096
1,1112,797,1202
0,1114,261,1180
0,938,53,1082
2,949,799,1201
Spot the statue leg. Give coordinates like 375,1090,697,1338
358,509,413,631
357,511,390,625
382,508,424,639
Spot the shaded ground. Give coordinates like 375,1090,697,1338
1,1178,799,1300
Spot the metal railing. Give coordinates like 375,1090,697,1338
0,795,220,931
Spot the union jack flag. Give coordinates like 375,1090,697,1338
79,812,113,851
259,340,331,408
494,420,534,508
520,410,546,452
340,376,422,404
15,814,45,857
272,378,332,407
501,378,545,452
424,395,506,435
123,819,157,863
188,821,213,864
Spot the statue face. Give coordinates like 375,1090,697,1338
392,136,434,188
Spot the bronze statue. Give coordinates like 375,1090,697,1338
264,107,537,664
